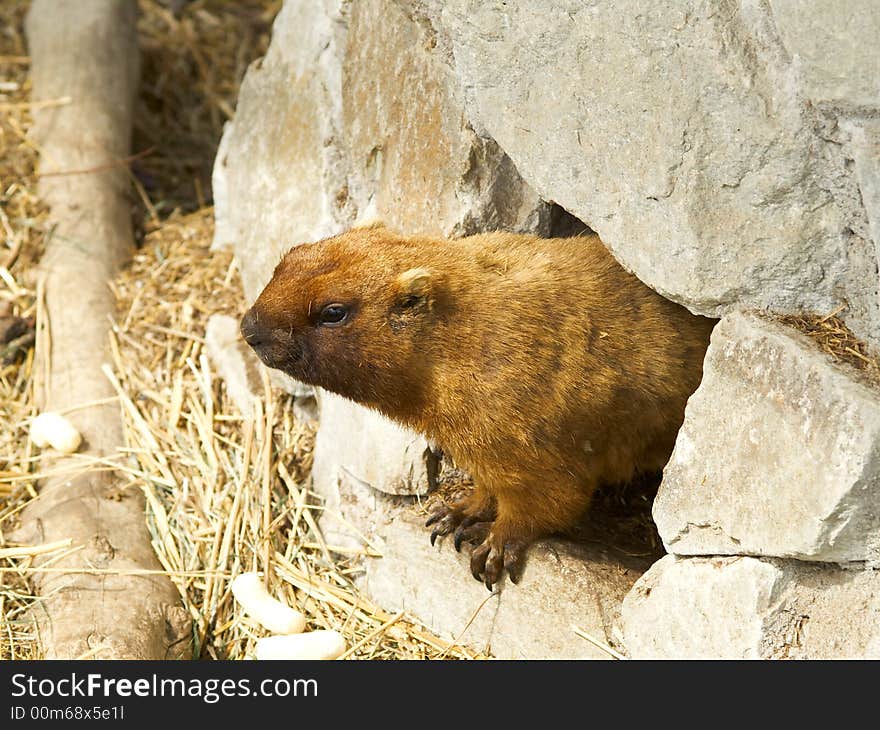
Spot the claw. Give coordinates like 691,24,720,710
453,521,491,553
483,548,503,590
470,543,490,581
427,507,458,545
467,533,530,589
424,511,443,528
503,541,527,584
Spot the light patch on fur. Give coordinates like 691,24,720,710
398,268,432,295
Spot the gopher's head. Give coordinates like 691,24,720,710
240,224,445,414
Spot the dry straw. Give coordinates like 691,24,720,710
780,307,880,385
0,0,47,661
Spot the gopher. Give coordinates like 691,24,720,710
241,223,714,588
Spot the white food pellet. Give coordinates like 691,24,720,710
255,630,347,661
231,572,306,635
30,412,82,454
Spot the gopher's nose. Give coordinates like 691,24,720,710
240,308,267,349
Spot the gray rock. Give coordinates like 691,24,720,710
362,505,642,659
623,555,880,659
211,0,351,302
654,310,880,563
342,0,548,238
310,391,436,548
439,0,880,344
209,122,233,252
312,390,434,496
842,119,880,266
204,314,261,418
770,0,880,107
362,505,501,653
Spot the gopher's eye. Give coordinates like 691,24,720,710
318,304,349,326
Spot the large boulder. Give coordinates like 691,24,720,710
439,0,880,345
654,310,880,563
362,504,644,659
623,555,880,659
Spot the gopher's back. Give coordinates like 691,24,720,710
420,231,714,490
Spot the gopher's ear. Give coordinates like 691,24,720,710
392,269,436,320
397,268,432,297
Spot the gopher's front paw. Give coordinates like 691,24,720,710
469,532,530,591
424,497,494,548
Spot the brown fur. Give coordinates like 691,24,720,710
242,225,714,586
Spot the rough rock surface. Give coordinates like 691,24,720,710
843,119,880,263
362,506,643,659
205,315,261,418
310,392,435,549
654,311,880,563
439,0,880,345
623,555,880,659
769,0,880,107
342,0,548,238
211,0,350,300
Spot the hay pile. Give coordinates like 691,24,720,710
133,0,280,224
